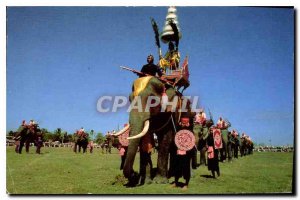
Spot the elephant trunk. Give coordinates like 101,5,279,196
127,120,149,140
123,113,150,179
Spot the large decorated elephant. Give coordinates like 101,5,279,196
114,76,195,187
15,123,42,154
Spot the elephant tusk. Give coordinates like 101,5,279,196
111,124,130,136
127,120,149,140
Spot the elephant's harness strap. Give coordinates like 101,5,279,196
151,114,172,132
170,114,177,133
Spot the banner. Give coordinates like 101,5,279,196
213,128,223,149
118,128,129,147
175,129,195,151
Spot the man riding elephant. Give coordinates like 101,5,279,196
73,128,89,153
16,120,43,154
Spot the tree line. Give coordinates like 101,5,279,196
7,128,107,144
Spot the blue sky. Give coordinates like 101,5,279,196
6,7,294,145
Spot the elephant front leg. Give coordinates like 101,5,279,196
15,142,20,153
73,144,77,153
18,142,24,154
123,139,140,187
25,141,30,153
155,129,173,184
227,143,233,162
240,146,244,157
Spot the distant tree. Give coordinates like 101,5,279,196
61,131,67,143
65,134,73,143
95,132,105,144
258,143,265,146
7,130,14,136
41,128,53,142
53,128,62,142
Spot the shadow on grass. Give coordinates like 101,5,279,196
169,181,187,188
200,174,215,179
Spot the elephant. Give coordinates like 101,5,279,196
105,134,116,154
100,140,109,153
219,127,232,162
231,134,240,159
226,131,237,162
73,132,89,153
193,118,214,167
114,76,195,187
240,136,253,156
14,124,42,154
100,136,119,154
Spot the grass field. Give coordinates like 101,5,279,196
6,146,294,195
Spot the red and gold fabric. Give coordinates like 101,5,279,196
213,128,223,149
175,129,195,152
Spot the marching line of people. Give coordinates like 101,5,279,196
193,109,254,179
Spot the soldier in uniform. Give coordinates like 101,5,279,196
207,127,220,178
171,117,195,190
217,117,225,129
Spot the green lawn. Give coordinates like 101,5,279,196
6,146,294,194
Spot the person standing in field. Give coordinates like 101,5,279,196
89,140,94,153
171,117,195,190
207,128,220,178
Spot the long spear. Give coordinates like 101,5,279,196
120,66,173,86
150,18,162,58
